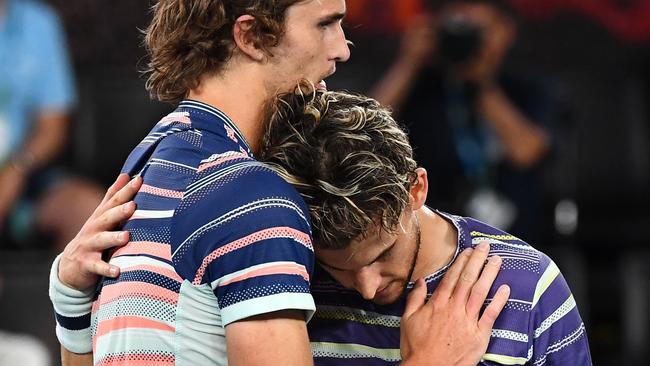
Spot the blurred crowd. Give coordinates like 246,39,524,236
1,0,649,365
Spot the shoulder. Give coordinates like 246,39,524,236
174,156,311,253
121,122,203,179
170,157,316,323
170,154,312,272
462,220,590,364
461,216,578,330
461,216,552,303
184,154,309,220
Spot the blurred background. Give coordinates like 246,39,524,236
0,0,648,365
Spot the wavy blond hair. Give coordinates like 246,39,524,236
143,0,304,103
260,84,418,249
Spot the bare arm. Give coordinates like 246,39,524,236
400,242,510,366
0,111,69,223
61,347,93,366
458,14,549,169
226,310,313,366
479,86,550,168
18,109,69,171
52,174,141,365
370,17,435,113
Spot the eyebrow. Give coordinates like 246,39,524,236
318,11,346,24
317,241,396,271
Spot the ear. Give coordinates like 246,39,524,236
409,168,429,211
233,15,265,61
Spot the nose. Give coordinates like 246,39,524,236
332,25,351,63
354,266,382,300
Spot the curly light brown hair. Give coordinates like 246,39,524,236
143,0,304,103
260,85,418,250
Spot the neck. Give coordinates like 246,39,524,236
187,56,274,154
411,207,458,280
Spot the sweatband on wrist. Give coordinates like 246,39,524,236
48,254,94,354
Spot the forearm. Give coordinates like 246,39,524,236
370,57,424,113
12,111,69,173
61,346,93,366
226,310,314,366
479,87,550,168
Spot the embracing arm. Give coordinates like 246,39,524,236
50,174,141,365
61,347,93,366
57,174,141,290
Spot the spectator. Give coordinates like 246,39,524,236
371,0,552,242
0,0,103,251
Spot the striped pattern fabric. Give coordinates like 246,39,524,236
308,211,592,365
59,100,316,365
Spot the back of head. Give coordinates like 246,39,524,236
143,0,303,103
260,85,418,249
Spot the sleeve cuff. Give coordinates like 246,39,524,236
221,292,316,326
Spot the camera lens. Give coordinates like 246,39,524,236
437,15,482,65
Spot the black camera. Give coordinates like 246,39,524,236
437,15,482,65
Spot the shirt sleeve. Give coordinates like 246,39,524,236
528,255,593,365
173,165,316,327
211,213,315,326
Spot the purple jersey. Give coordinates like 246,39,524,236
308,211,592,366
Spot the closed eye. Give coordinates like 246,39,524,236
375,243,395,262
317,260,345,272
317,12,345,28
319,19,341,28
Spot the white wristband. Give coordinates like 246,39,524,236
48,254,95,353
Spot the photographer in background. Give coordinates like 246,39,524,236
371,0,551,243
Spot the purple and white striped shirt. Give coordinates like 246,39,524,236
308,211,592,366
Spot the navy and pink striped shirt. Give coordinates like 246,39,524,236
86,100,315,365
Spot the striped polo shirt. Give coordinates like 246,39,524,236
88,100,315,365
308,211,592,365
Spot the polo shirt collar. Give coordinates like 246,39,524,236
178,99,254,157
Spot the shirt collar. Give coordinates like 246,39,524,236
178,99,254,157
